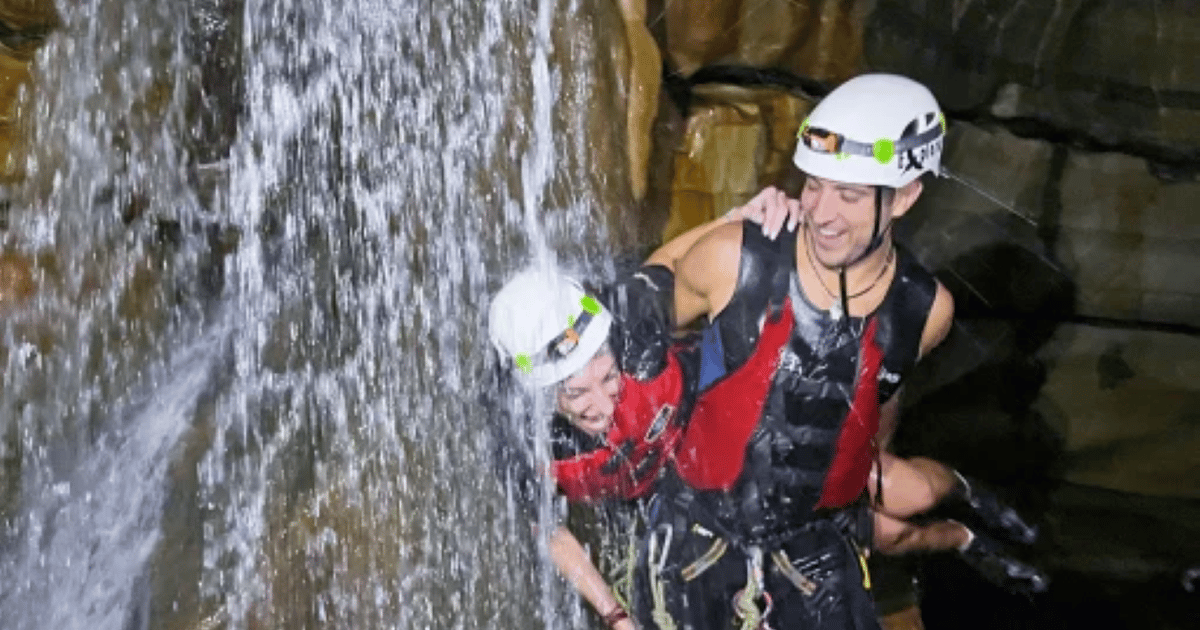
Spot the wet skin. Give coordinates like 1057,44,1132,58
800,175,884,269
556,351,620,437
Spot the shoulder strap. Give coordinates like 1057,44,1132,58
768,226,798,319
604,265,675,380
711,221,797,370
873,245,938,402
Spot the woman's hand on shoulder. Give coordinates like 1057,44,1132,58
725,186,800,240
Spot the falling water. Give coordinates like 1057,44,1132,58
1,1,633,629
0,0,220,628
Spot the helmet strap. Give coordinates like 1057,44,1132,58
838,268,850,324
837,185,889,272
873,186,884,247
832,186,890,326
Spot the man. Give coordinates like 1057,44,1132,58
628,73,1042,630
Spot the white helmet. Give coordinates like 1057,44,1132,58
792,73,945,189
488,267,613,388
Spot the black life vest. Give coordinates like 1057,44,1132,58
671,222,937,541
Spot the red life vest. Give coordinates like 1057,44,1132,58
816,317,884,509
552,350,688,502
674,298,885,510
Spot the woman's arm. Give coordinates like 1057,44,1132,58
548,525,636,629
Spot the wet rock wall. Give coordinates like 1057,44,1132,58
626,0,1200,506
0,1,56,313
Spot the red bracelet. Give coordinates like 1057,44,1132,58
602,604,629,627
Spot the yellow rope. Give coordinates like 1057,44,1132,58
610,526,640,610
734,581,763,630
844,537,872,590
650,571,678,630
648,530,678,630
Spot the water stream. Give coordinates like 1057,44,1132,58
1,1,629,628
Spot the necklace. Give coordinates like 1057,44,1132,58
803,237,895,304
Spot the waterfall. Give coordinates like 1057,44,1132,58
0,1,629,628
0,1,221,628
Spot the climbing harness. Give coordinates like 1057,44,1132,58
849,537,872,590
610,521,641,612
679,535,728,582
770,550,818,597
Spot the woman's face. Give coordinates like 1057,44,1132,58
556,351,621,437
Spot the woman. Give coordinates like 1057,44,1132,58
486,264,690,629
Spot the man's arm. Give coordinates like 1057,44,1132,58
869,452,958,518
873,511,970,554
646,186,798,270
876,393,903,455
668,223,743,327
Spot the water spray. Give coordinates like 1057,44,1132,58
940,166,1038,228
937,164,1070,281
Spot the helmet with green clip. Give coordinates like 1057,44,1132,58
793,74,946,270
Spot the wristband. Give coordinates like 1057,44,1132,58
602,604,629,627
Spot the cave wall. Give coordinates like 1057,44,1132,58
867,0,1200,166
636,0,1200,500
0,0,57,184
864,0,1200,499
655,0,870,81
645,0,874,242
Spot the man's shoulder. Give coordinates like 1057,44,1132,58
686,219,798,299
672,221,747,323
687,221,745,268
891,245,951,310
921,281,954,356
